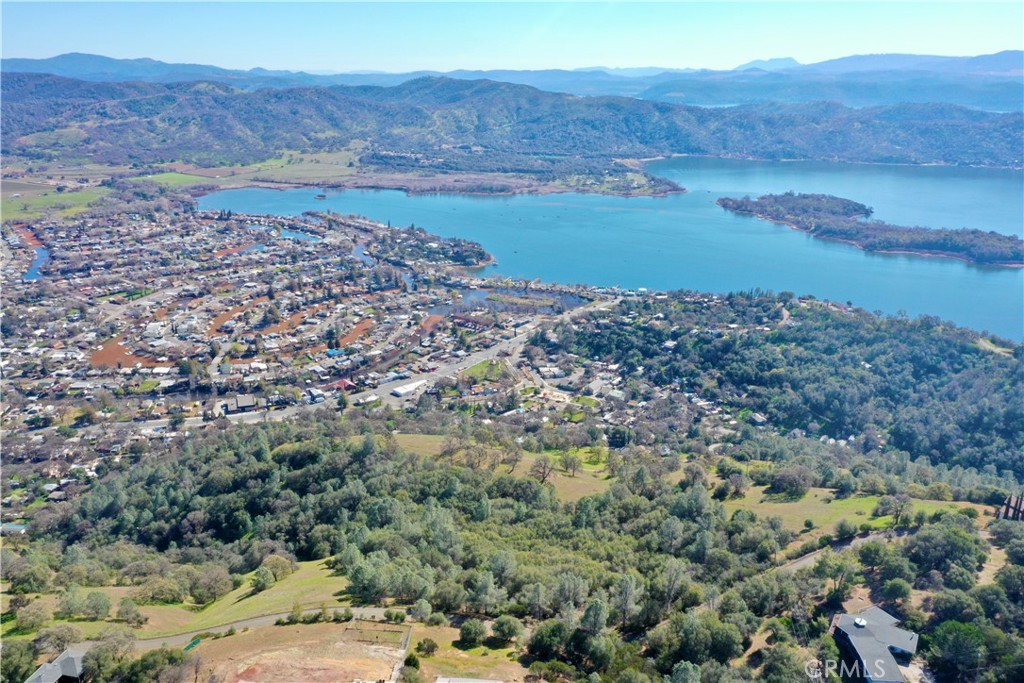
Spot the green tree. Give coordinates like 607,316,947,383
410,599,432,622
56,587,84,618
580,598,609,636
560,452,583,477
670,661,701,683
117,598,147,628
882,579,912,604
492,615,524,644
415,638,438,656
16,601,50,632
0,640,37,683
927,621,985,681
34,624,83,654
613,574,643,627
459,618,486,647
251,566,276,593
84,591,112,620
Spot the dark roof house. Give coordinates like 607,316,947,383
830,606,918,683
24,646,88,683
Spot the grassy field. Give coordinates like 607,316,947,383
411,623,528,682
723,485,991,544
1,560,350,641
140,147,363,189
140,172,228,188
2,185,110,221
463,359,508,383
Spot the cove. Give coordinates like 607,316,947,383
198,160,1023,340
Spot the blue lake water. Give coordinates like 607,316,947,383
199,159,1024,340
23,247,49,281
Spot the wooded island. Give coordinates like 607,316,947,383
717,192,1024,267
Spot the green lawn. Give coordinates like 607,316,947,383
573,395,601,409
463,359,507,382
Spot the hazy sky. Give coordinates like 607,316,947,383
3,2,1022,72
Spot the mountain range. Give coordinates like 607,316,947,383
4,72,1020,174
4,51,1022,110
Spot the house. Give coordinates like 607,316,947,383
830,606,918,683
25,646,88,683
221,394,259,414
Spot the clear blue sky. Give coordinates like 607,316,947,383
3,2,1022,72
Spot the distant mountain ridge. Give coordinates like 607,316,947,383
734,57,802,71
4,51,1022,110
3,72,1020,174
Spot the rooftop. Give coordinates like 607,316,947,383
831,605,918,683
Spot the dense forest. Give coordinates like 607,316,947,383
550,292,1024,480
3,73,1021,174
716,193,1024,266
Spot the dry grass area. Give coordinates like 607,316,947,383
392,434,613,502
410,624,528,683
842,584,875,614
978,543,1008,585
197,622,403,683
519,452,613,502
724,485,990,549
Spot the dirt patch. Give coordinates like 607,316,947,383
265,303,327,335
207,297,270,337
14,226,42,248
214,242,257,259
418,314,445,334
338,319,374,346
842,585,874,614
201,622,403,683
91,336,173,369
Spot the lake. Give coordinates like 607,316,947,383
198,158,1024,340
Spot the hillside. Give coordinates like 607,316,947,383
3,73,1021,175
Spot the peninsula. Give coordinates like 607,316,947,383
717,192,1024,267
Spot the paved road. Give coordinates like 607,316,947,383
778,530,895,573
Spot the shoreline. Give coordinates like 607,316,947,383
184,171,687,201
